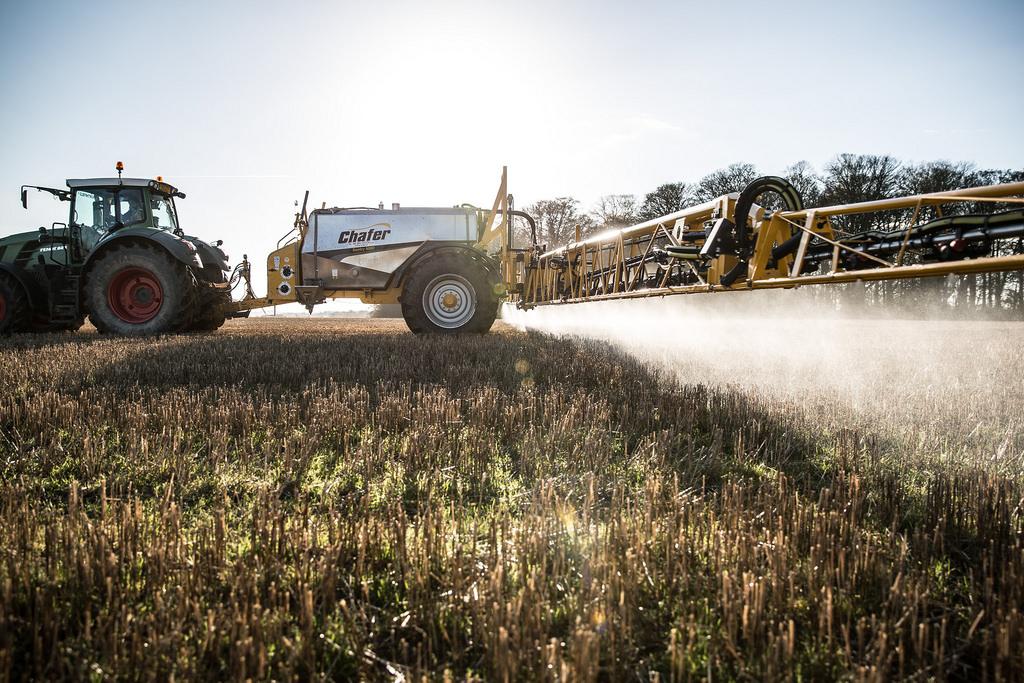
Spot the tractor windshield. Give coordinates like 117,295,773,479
150,195,179,232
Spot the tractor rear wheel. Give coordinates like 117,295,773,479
400,252,498,334
0,274,29,334
86,244,195,336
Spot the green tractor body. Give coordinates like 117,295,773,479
0,176,232,335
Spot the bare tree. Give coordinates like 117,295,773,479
899,160,976,194
820,154,902,232
524,197,595,248
821,154,902,203
691,163,759,203
972,168,1024,213
638,182,690,221
785,161,823,208
592,194,639,230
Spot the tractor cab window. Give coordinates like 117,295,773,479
73,188,146,231
73,189,116,232
73,189,116,252
117,189,146,227
73,188,147,251
150,195,178,232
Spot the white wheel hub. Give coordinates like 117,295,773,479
423,274,476,329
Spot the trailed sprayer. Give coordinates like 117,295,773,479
239,168,1024,325
251,185,535,333
2,165,1022,336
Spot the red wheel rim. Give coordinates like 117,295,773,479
107,267,163,323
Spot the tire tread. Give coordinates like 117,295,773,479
0,273,30,334
85,243,195,336
400,251,499,334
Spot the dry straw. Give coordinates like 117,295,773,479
0,318,1021,680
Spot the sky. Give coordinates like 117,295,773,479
1,0,1021,302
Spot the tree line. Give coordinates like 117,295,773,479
519,154,1024,314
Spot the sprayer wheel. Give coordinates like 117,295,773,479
401,252,498,334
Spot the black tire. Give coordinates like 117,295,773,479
187,286,229,332
400,251,499,334
0,274,30,334
85,243,196,336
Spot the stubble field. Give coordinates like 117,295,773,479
0,315,1021,681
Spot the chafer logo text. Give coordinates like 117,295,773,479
339,222,392,245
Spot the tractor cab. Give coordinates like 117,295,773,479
64,178,185,255
15,176,187,265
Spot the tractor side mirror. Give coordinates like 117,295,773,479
21,188,27,209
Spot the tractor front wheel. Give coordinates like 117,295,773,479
401,252,498,334
187,286,230,332
86,244,195,336
0,275,29,334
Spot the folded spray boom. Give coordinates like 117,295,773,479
509,178,1024,307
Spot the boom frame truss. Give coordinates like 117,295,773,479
510,181,1024,308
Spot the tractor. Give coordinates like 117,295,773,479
0,165,232,335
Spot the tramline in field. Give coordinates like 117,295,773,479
1,165,1022,336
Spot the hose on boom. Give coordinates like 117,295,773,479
720,177,804,286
